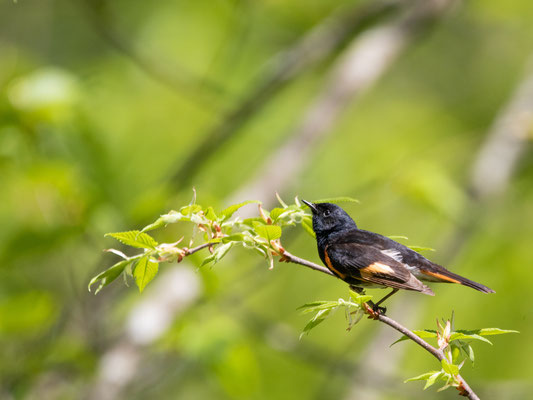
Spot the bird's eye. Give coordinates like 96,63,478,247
323,210,331,217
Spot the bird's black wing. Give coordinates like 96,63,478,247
324,242,434,295
333,229,494,293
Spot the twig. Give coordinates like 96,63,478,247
228,0,457,208
182,242,213,256
169,0,400,186
280,250,480,400
80,0,225,110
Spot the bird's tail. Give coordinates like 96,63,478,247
453,273,495,293
422,268,495,293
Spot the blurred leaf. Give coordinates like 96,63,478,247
407,245,435,253
180,204,202,215
7,67,79,122
205,206,217,221
105,230,158,249
89,259,132,293
388,235,409,240
275,192,288,208
301,216,315,238
133,255,159,292
0,291,57,337
312,197,359,204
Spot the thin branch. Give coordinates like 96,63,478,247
80,0,225,110
169,0,401,186
280,249,480,400
281,250,334,276
182,242,213,256
228,0,457,208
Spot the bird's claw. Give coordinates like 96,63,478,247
363,302,386,319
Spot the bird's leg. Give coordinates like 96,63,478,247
372,289,399,314
349,285,385,316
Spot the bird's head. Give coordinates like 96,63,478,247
302,200,357,236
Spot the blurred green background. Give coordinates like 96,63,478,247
1,0,532,399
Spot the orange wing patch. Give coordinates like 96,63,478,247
360,262,396,276
421,270,460,283
324,246,347,279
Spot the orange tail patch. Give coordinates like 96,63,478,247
421,270,460,283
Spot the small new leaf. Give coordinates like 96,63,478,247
404,371,439,383
312,197,359,204
133,256,159,292
297,301,340,314
89,259,132,294
391,329,438,346
424,371,443,390
300,308,333,339
441,359,459,376
201,242,234,266
105,231,158,249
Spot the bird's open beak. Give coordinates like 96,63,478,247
302,199,318,214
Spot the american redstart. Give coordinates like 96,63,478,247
302,200,494,312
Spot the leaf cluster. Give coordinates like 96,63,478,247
398,314,518,392
90,193,357,293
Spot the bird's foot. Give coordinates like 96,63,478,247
363,302,386,319
373,304,387,315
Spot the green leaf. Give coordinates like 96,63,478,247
141,217,167,233
269,207,287,221
105,231,158,249
312,197,359,204
300,308,333,338
387,235,409,241
252,221,281,241
407,245,435,253
220,200,261,220
297,301,340,314
391,329,438,346
204,206,217,221
405,371,439,382
133,256,159,292
221,233,245,243
348,289,372,305
301,216,315,238
441,359,459,376
475,328,520,336
424,371,443,390
276,192,288,208
89,259,132,294
449,332,493,345
201,242,234,266
180,204,202,215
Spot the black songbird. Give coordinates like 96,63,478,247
302,200,494,310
